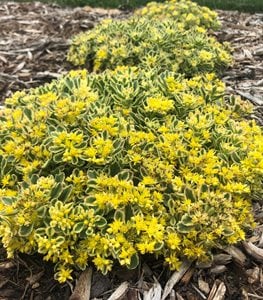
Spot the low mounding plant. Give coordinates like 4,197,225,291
67,18,232,74
0,67,262,282
135,0,221,30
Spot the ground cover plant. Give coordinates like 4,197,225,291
135,0,221,30
0,0,263,290
0,67,262,282
67,18,232,74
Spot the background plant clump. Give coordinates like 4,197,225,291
135,0,221,30
67,6,232,74
0,0,262,283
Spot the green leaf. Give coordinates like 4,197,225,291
30,174,39,184
53,152,63,163
45,227,55,236
0,158,7,175
154,242,164,251
139,166,148,177
73,157,81,165
207,207,216,216
64,77,74,93
23,108,32,120
42,159,52,169
37,206,47,218
49,146,64,154
231,152,241,163
219,152,229,162
46,118,61,128
117,170,133,181
35,228,46,236
94,216,107,228
125,205,133,221
167,198,174,212
169,217,176,226
114,210,125,221
181,214,194,226
127,253,139,270
85,227,94,237
184,187,196,201
109,161,121,176
112,139,124,155
177,223,192,233
55,236,65,246
19,224,33,237
55,173,65,183
54,200,63,210
2,197,16,205
50,183,63,199
73,222,85,233
113,139,123,150
224,193,231,200
201,184,208,193
85,196,96,206
58,185,72,202
223,227,234,236
87,170,97,179
21,181,29,189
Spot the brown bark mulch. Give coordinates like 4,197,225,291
0,1,130,103
217,10,263,124
0,2,263,300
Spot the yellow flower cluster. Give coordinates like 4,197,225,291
67,17,231,75
135,0,220,30
0,68,262,282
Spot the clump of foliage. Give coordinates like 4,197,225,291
67,18,231,74
0,67,262,282
135,0,221,30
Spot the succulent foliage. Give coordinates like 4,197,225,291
67,17,231,74
135,0,221,30
0,67,262,282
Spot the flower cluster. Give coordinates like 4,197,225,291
0,67,262,282
135,0,221,30
67,17,231,74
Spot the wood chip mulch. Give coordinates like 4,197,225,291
0,2,263,300
217,10,263,124
0,1,130,103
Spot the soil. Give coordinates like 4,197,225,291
0,2,263,300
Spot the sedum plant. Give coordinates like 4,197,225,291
67,18,232,74
135,0,221,30
0,67,262,282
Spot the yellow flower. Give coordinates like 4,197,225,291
38,92,57,106
68,69,88,79
167,232,181,250
119,246,136,265
89,116,118,136
145,96,174,114
141,176,156,185
199,50,213,61
137,241,155,254
60,251,74,264
55,266,73,283
165,255,181,270
96,47,108,60
1,174,14,187
107,220,126,234
93,256,112,273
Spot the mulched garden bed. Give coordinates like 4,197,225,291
0,2,263,299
